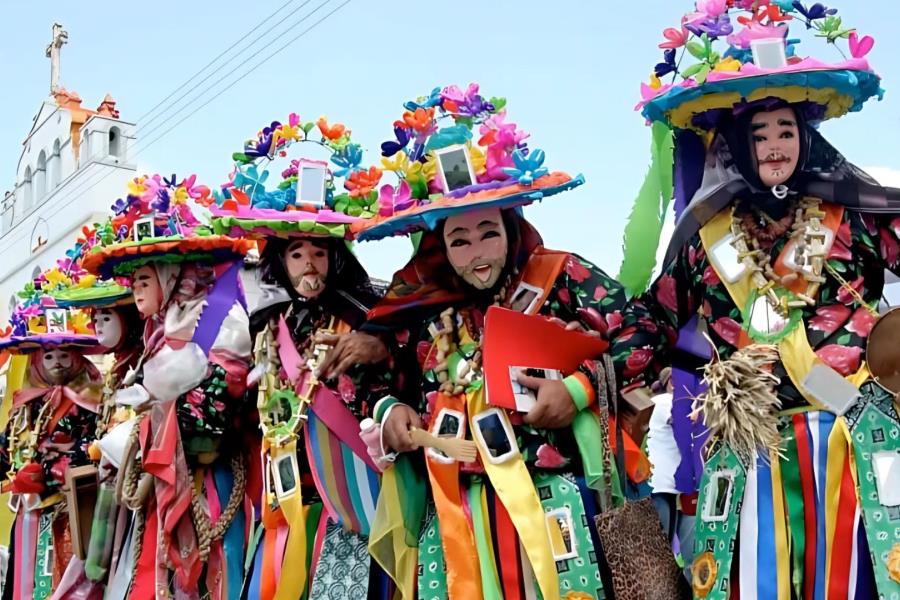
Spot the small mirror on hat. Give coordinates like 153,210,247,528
435,144,477,193
750,37,788,69
133,215,156,242
44,308,67,334
295,159,328,208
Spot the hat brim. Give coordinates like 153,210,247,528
639,58,882,132
209,205,361,240
82,236,253,278
353,172,584,242
51,285,132,309
0,334,99,354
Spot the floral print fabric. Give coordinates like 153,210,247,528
404,253,628,471
612,204,900,410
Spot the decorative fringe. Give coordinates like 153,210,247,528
692,344,783,465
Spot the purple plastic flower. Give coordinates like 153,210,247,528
685,14,733,39
792,1,837,27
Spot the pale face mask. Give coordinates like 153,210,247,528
442,207,509,290
132,265,163,318
93,308,124,348
284,238,329,299
40,348,76,385
752,106,801,188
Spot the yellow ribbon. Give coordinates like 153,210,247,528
367,465,418,600
271,439,308,600
467,386,560,600
698,206,868,407
0,355,29,546
769,450,791,600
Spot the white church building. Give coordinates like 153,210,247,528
0,24,137,326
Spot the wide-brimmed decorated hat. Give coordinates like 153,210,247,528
82,174,254,278
207,113,374,240
0,270,98,354
351,83,584,242
637,1,884,133
43,232,131,309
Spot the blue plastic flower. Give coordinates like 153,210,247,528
424,125,473,151
331,143,363,178
502,148,548,186
233,165,270,200
254,189,290,211
403,87,442,112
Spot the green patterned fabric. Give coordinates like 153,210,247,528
417,506,448,600
34,511,54,599
534,472,606,599
693,445,746,600
846,383,900,600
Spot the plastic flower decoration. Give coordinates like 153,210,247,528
214,112,374,217
644,0,867,90
502,149,548,186
373,82,552,214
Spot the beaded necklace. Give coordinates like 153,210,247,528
430,273,514,395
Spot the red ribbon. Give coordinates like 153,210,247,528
139,400,201,593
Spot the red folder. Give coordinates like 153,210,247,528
483,306,609,411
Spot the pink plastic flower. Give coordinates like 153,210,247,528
378,181,413,216
697,0,727,17
659,19,690,49
727,21,788,49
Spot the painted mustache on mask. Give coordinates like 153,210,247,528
290,270,326,291
459,256,505,287
760,151,790,164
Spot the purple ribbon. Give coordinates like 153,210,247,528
191,261,243,356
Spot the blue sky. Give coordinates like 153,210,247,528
2,0,899,280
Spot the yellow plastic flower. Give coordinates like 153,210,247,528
69,311,91,335
75,274,97,289
564,592,593,600
43,268,70,289
272,123,300,147
650,72,663,90
888,543,900,584
172,185,189,205
468,143,486,175
28,317,47,334
713,57,742,73
410,154,437,182
127,176,147,197
381,152,410,176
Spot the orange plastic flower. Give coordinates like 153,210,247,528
402,107,435,133
564,592,594,600
345,167,383,198
317,117,347,141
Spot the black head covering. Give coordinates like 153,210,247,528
664,99,900,265
251,236,381,332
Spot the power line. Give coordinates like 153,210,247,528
138,0,313,128
9,0,352,244
56,0,338,209
136,0,326,144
